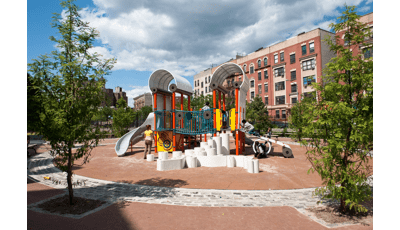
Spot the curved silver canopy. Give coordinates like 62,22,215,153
148,69,193,94
210,63,249,120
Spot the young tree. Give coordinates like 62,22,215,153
288,95,315,141
28,0,116,205
112,98,135,137
139,105,153,120
299,5,373,213
27,73,42,132
246,95,271,135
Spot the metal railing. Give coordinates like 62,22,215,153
154,110,216,135
175,110,215,135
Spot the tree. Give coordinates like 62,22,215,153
288,95,315,141
112,98,135,137
28,0,116,205
27,73,42,132
296,5,373,214
139,105,153,120
246,95,271,135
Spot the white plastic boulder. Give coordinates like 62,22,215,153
213,136,222,155
172,151,182,158
221,133,230,155
206,148,216,156
147,154,154,161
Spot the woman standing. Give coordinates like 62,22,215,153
143,125,153,159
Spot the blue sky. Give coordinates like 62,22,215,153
27,0,373,107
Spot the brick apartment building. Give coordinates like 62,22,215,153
336,12,373,60
133,92,152,110
102,86,128,108
193,12,373,122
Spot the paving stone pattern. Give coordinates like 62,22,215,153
28,150,374,227
27,151,333,210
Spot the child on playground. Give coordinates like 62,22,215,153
240,119,260,137
201,101,210,110
267,127,272,138
143,125,153,159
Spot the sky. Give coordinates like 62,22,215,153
27,0,373,107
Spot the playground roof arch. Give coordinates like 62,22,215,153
210,63,249,91
210,63,249,118
148,69,193,94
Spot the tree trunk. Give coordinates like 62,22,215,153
67,147,74,205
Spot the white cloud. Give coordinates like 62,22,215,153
78,0,368,77
125,85,151,107
358,6,370,12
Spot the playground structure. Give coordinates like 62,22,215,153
115,63,293,169
148,63,251,156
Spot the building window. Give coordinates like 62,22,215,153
201,82,203,88
250,66,254,74
195,81,197,87
364,48,373,59
302,45,307,55
264,83,268,93
257,60,261,68
303,75,316,86
274,54,278,63
208,76,210,82
282,110,286,119
258,84,262,94
205,77,207,83
205,87,207,93
275,110,280,118
309,42,314,53
280,52,284,62
201,91,203,95
258,72,261,81
290,54,295,64
303,92,315,99
264,58,268,66
302,59,315,71
291,84,297,93
243,65,247,72
250,80,254,88
291,70,296,80
239,77,242,81
275,95,285,105
264,97,268,105
251,91,255,99
264,70,268,79
274,67,284,77
291,97,297,104
275,81,285,91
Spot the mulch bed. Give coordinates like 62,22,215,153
305,198,373,226
37,195,106,215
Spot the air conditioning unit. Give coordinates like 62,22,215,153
305,85,307,88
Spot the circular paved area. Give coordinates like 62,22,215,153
27,140,373,228
70,137,327,190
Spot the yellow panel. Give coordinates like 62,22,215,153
230,108,236,131
216,109,222,131
156,131,173,152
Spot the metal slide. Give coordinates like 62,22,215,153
115,113,154,157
